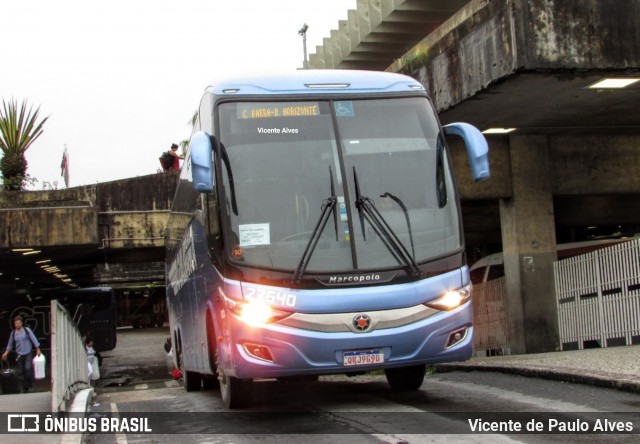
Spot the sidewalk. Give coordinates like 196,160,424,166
435,344,640,394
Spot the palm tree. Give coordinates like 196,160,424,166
179,110,199,154
0,98,49,191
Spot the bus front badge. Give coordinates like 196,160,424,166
353,314,371,332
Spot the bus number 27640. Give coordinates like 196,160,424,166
244,286,297,308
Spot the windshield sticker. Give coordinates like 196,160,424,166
338,196,347,222
239,223,271,247
334,101,354,117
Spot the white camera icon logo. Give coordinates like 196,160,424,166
7,414,40,432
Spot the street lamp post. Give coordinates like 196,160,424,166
298,23,308,69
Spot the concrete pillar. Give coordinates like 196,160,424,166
499,135,559,354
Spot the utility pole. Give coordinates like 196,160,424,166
298,23,308,69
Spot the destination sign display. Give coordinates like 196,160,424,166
238,102,320,119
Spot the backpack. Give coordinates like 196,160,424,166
159,151,174,170
10,327,38,351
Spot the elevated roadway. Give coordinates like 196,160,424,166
0,172,178,299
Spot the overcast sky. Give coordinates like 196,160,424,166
0,0,357,189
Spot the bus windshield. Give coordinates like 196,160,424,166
218,97,460,275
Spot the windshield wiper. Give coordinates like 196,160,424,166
353,167,422,277
380,192,415,259
292,167,338,283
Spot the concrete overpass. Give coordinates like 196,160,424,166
310,0,640,353
309,0,470,70
0,172,178,303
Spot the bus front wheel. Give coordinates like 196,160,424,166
218,369,252,409
384,364,426,391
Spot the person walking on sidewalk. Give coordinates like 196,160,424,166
1,315,42,393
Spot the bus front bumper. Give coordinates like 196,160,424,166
222,303,473,379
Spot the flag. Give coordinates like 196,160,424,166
60,147,69,188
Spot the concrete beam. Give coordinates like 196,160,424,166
309,0,468,69
366,0,384,29
452,133,640,201
93,262,165,287
391,0,640,111
0,206,98,247
98,211,169,249
323,37,336,68
550,135,640,195
331,29,342,67
347,9,361,50
357,0,373,42
309,46,326,69
338,20,351,59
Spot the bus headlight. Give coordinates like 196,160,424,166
425,285,472,311
240,299,275,325
223,294,291,325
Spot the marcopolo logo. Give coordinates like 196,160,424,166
316,271,396,286
327,273,381,285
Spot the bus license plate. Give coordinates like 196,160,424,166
343,349,384,366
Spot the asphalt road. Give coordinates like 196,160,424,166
81,327,640,444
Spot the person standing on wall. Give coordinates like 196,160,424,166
169,143,184,170
160,143,184,171
1,315,42,393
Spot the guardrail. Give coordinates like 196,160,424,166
50,299,90,412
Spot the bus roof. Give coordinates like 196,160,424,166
206,70,425,97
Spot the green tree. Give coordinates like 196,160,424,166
0,98,49,191
179,110,199,154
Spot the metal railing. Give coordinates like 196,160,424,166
472,238,640,355
50,299,90,412
555,238,640,350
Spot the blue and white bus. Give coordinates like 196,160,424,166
165,70,489,408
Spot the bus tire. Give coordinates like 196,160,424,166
384,364,426,391
218,369,252,409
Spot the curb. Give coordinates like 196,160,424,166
59,388,95,444
434,362,640,394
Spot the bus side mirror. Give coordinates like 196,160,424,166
443,122,490,182
190,131,215,192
